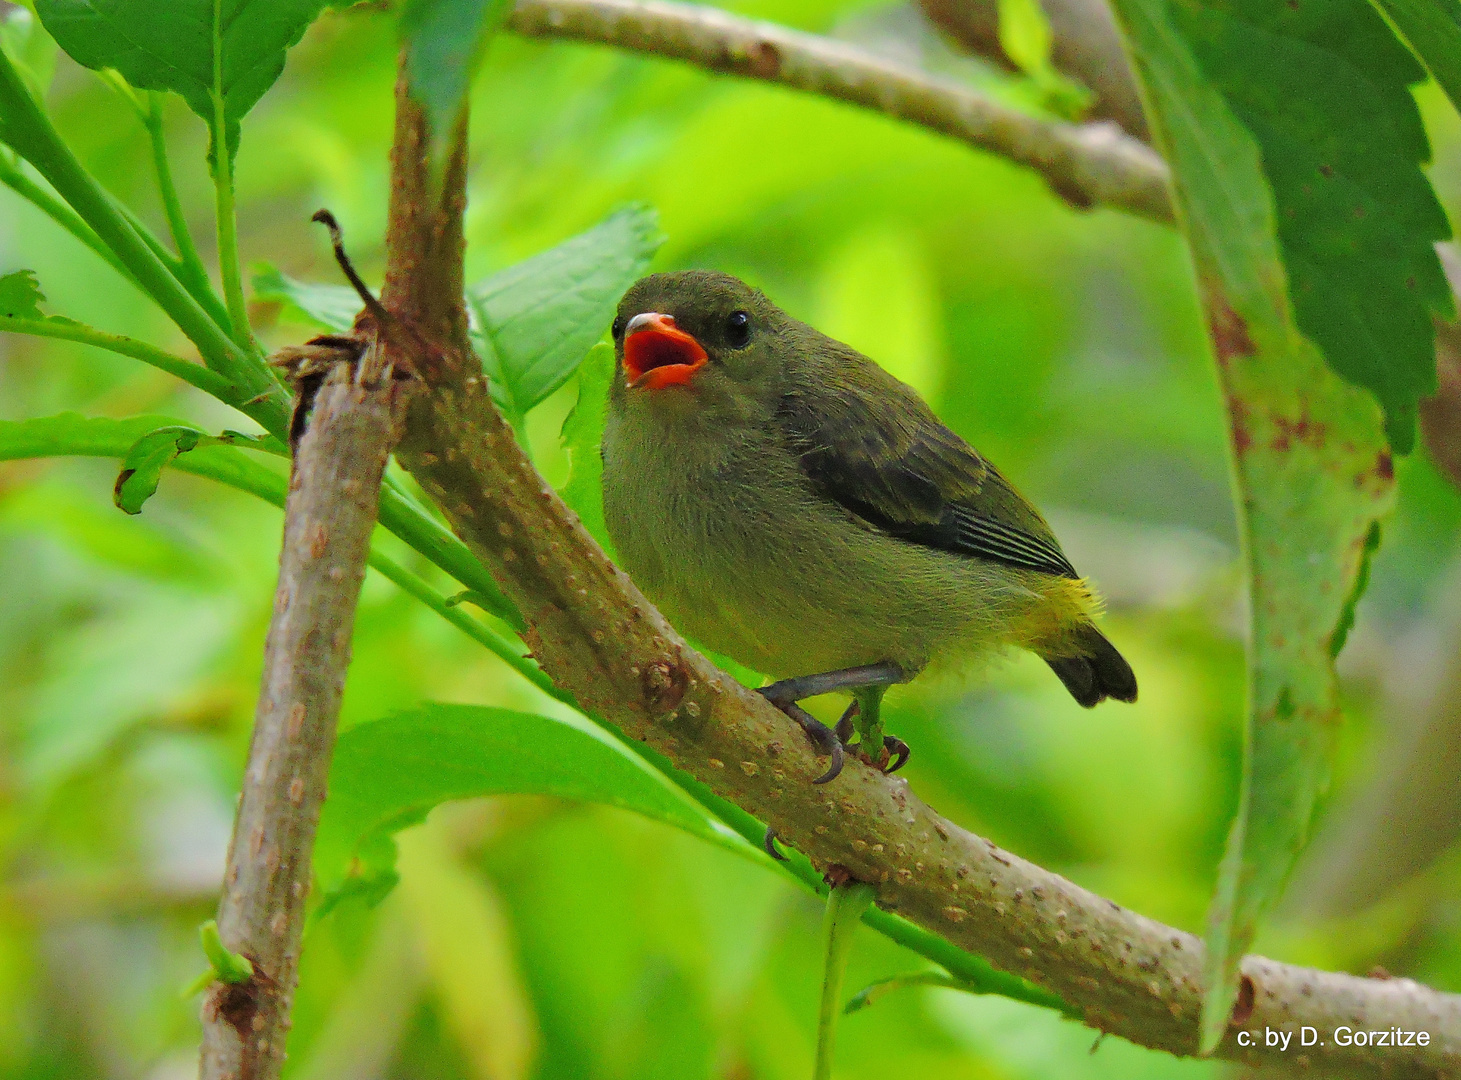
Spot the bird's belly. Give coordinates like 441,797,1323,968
603,432,1018,679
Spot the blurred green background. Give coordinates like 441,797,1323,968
3,2,1460,1077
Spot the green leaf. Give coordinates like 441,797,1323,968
1374,0,1461,118
468,204,663,426
1173,0,1452,454
1108,0,1403,1050
314,704,756,914
0,3,58,101
400,0,513,150
251,263,361,332
198,920,252,984
0,268,44,318
997,0,1093,118
112,424,283,514
558,343,614,553
34,0,330,159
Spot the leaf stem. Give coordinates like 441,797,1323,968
0,316,234,398
145,95,210,290
210,89,252,354
365,549,559,698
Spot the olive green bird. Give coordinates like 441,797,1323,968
602,270,1136,786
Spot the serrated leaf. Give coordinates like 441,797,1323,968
0,268,44,319
468,204,663,425
558,343,614,553
1108,0,1401,1051
313,704,755,915
35,0,330,159
251,263,361,332
401,0,513,152
1172,0,1451,454
1374,0,1461,118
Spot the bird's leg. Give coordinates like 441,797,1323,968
849,684,911,774
759,662,906,783
852,685,888,768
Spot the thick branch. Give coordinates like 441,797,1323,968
198,346,412,1080
505,0,1173,222
378,66,1461,1079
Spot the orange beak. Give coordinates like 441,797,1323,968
623,312,708,389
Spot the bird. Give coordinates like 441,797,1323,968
601,270,1136,785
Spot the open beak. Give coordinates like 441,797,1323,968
623,312,708,389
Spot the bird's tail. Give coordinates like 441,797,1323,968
1044,623,1138,708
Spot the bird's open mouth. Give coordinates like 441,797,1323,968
623,312,708,389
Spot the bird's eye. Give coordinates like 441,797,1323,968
611,314,626,340
726,310,750,348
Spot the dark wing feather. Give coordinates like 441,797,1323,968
777,354,1077,579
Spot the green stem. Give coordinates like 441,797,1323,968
376,485,521,628
113,192,237,338
366,549,559,699
0,47,284,426
0,316,234,398
145,95,209,289
209,0,252,355
815,880,877,1080
0,153,138,286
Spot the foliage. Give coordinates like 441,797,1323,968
0,0,1460,1075
35,0,330,160
314,703,759,914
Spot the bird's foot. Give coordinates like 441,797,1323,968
882,735,911,774
758,692,844,784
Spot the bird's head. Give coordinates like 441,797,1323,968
610,271,788,407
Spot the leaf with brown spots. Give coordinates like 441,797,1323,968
1171,0,1453,454
1108,0,1400,1053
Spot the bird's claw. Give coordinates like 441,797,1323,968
763,826,788,861
759,692,845,784
882,735,911,774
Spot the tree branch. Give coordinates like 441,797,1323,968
198,342,413,1080
504,0,1174,222
375,53,1461,1080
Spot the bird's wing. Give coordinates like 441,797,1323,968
777,369,1078,579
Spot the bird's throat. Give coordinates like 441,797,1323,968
624,319,708,389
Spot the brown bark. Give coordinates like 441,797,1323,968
198,344,413,1080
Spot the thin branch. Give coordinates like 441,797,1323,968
0,315,235,398
198,344,413,1080
504,0,1174,222
376,60,1461,1079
